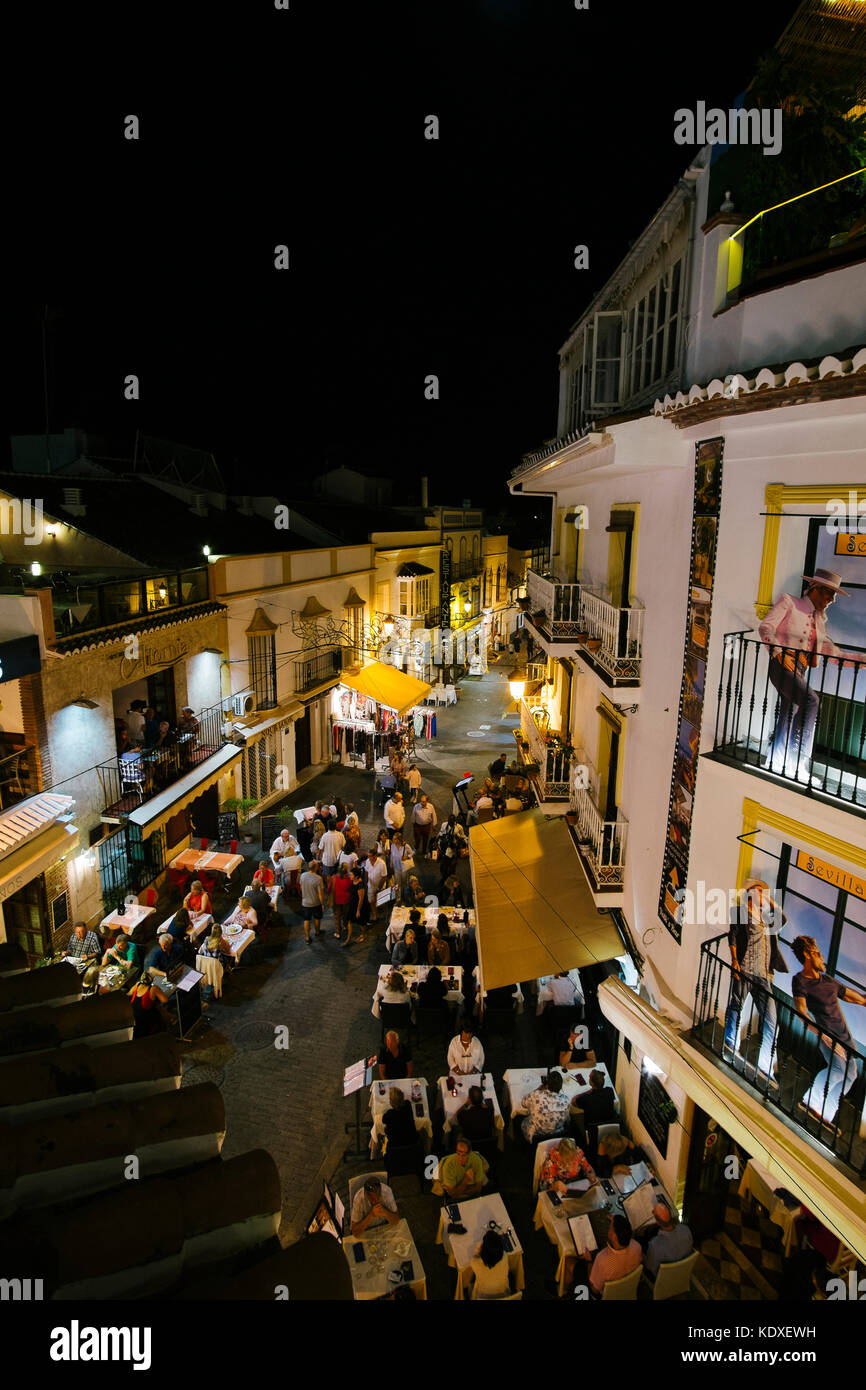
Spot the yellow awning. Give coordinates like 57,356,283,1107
469,809,623,990
339,662,431,717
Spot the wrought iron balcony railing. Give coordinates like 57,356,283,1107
693,934,866,1178
294,645,344,694
570,780,629,888
712,633,866,809
526,570,583,638
525,571,644,682
97,701,229,822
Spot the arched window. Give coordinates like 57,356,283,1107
496,566,502,600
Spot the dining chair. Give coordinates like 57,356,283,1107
650,1250,699,1300
346,1171,388,1231
601,1264,643,1300
530,1137,562,1195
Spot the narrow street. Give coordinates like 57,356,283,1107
181,667,520,1250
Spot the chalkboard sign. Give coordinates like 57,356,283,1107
260,814,279,852
51,891,69,934
217,811,240,845
638,1068,673,1159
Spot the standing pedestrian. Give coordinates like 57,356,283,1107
300,859,326,943
363,847,388,925
407,763,421,803
412,794,437,858
347,864,369,945
329,862,353,942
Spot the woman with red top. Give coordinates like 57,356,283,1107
183,879,212,917
329,863,355,944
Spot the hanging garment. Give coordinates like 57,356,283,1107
414,711,424,738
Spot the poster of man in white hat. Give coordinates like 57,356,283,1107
758,568,860,782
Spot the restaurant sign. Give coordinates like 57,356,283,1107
118,634,191,682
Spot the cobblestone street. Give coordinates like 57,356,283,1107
182,667,524,1263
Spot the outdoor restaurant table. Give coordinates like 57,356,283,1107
344,1218,427,1301
219,907,256,961
471,966,524,1016
368,1076,433,1154
533,1167,672,1295
503,1063,617,1137
156,909,214,944
99,903,155,937
96,961,135,994
169,848,244,879
439,1073,505,1151
535,968,585,1014
737,1158,802,1257
436,1192,524,1300
372,963,463,1019
386,904,475,950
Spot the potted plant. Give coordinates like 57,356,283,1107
222,796,259,842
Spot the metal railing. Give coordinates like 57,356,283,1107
693,934,866,1176
0,745,39,810
99,823,168,916
526,570,583,638
293,645,343,694
713,633,866,807
570,781,629,887
578,589,644,681
451,557,483,582
518,703,573,800
97,700,229,820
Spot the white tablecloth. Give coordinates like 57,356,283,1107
99,904,155,936
344,1219,427,1300
368,1077,433,1153
436,1193,524,1300
220,910,256,960
386,905,475,949
737,1159,802,1256
503,1063,617,1136
536,969,585,1015
439,1073,505,1150
372,963,464,1019
534,1168,672,1294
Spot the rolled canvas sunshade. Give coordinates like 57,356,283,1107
469,808,623,990
338,661,431,717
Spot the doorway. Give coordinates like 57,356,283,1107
683,1105,738,1244
295,708,312,773
606,507,637,656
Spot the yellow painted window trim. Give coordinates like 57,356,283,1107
756,483,866,620
736,796,866,891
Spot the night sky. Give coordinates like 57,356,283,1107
10,1,801,505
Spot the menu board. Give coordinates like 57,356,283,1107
260,814,279,852
637,1068,673,1159
217,810,240,845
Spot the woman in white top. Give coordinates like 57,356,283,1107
234,896,258,931
126,703,146,745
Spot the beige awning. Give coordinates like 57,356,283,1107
338,662,431,717
126,745,243,838
469,809,623,989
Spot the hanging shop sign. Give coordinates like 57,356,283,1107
658,436,724,943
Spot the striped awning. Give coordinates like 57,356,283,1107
0,793,75,861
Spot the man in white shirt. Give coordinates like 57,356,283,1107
350,1178,400,1237
270,828,299,876
363,849,388,923
126,702,146,746
411,795,437,857
317,826,345,879
447,1027,485,1076
337,846,359,872
384,792,405,833
538,972,583,1012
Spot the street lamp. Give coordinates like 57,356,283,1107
508,665,527,701
383,614,395,638
463,600,471,615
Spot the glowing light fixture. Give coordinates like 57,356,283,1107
30,561,42,576
383,615,395,638
158,583,167,600
68,693,99,710
508,665,527,701
463,600,471,614
202,545,211,557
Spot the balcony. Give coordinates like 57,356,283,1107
97,702,229,823
517,704,573,802
293,645,344,695
451,557,483,583
526,570,583,639
569,764,629,891
50,567,214,648
692,935,866,1180
524,572,644,685
710,633,866,811
0,745,39,810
